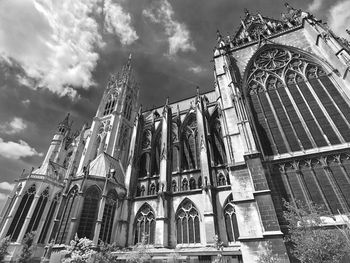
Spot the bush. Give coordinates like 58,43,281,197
61,235,96,263
283,200,348,263
0,236,10,263
18,231,36,263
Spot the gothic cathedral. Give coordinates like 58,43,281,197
1,4,350,263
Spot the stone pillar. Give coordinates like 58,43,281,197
155,101,171,247
214,49,289,262
196,95,216,244
66,191,84,242
93,178,108,244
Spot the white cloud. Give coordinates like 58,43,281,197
328,1,350,39
308,0,323,12
143,0,195,56
103,0,139,45
0,193,8,200
0,117,27,134
0,182,15,192
0,0,138,98
0,138,43,160
188,66,205,74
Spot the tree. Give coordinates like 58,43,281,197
283,200,347,263
61,234,96,263
0,236,10,263
18,231,36,263
257,241,283,263
126,233,151,263
95,241,120,263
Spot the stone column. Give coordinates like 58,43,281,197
93,178,108,244
155,101,171,247
196,95,216,244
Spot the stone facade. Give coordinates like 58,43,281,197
1,4,350,263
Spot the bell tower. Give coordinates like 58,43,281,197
77,55,139,172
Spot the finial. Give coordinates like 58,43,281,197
216,29,222,43
244,8,250,16
347,29,350,36
196,86,200,97
177,104,180,116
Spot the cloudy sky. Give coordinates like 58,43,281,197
0,0,349,210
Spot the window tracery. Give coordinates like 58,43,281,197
247,46,350,156
100,190,118,243
39,192,60,244
224,195,239,242
181,117,199,170
103,94,117,116
134,205,155,245
77,186,100,240
176,200,200,244
56,186,78,244
26,187,49,234
7,185,36,241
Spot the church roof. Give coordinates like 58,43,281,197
88,152,125,187
31,160,66,182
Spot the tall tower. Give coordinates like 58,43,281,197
77,54,139,172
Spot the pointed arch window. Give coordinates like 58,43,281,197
26,187,49,234
246,46,350,156
172,180,177,192
224,195,239,242
77,186,100,239
123,95,133,120
152,130,162,176
100,190,118,243
139,153,150,178
149,184,156,195
56,186,78,244
39,192,60,244
218,173,226,186
103,95,117,116
182,178,189,191
181,117,199,170
172,146,179,172
210,115,227,165
189,178,196,190
198,177,202,188
140,185,146,196
176,200,200,244
134,205,155,245
7,185,36,241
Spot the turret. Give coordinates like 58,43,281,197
77,55,140,173
43,113,71,164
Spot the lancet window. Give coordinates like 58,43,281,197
103,94,117,116
7,185,36,241
176,200,200,244
56,186,78,244
181,116,199,170
247,46,350,156
210,114,227,165
26,187,50,234
134,204,155,245
38,192,61,244
152,129,162,176
77,186,100,240
139,153,150,178
99,190,118,243
224,195,239,242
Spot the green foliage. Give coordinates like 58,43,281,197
283,200,347,263
257,241,283,263
62,234,96,263
0,236,10,263
95,241,120,263
18,231,36,263
126,233,151,263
